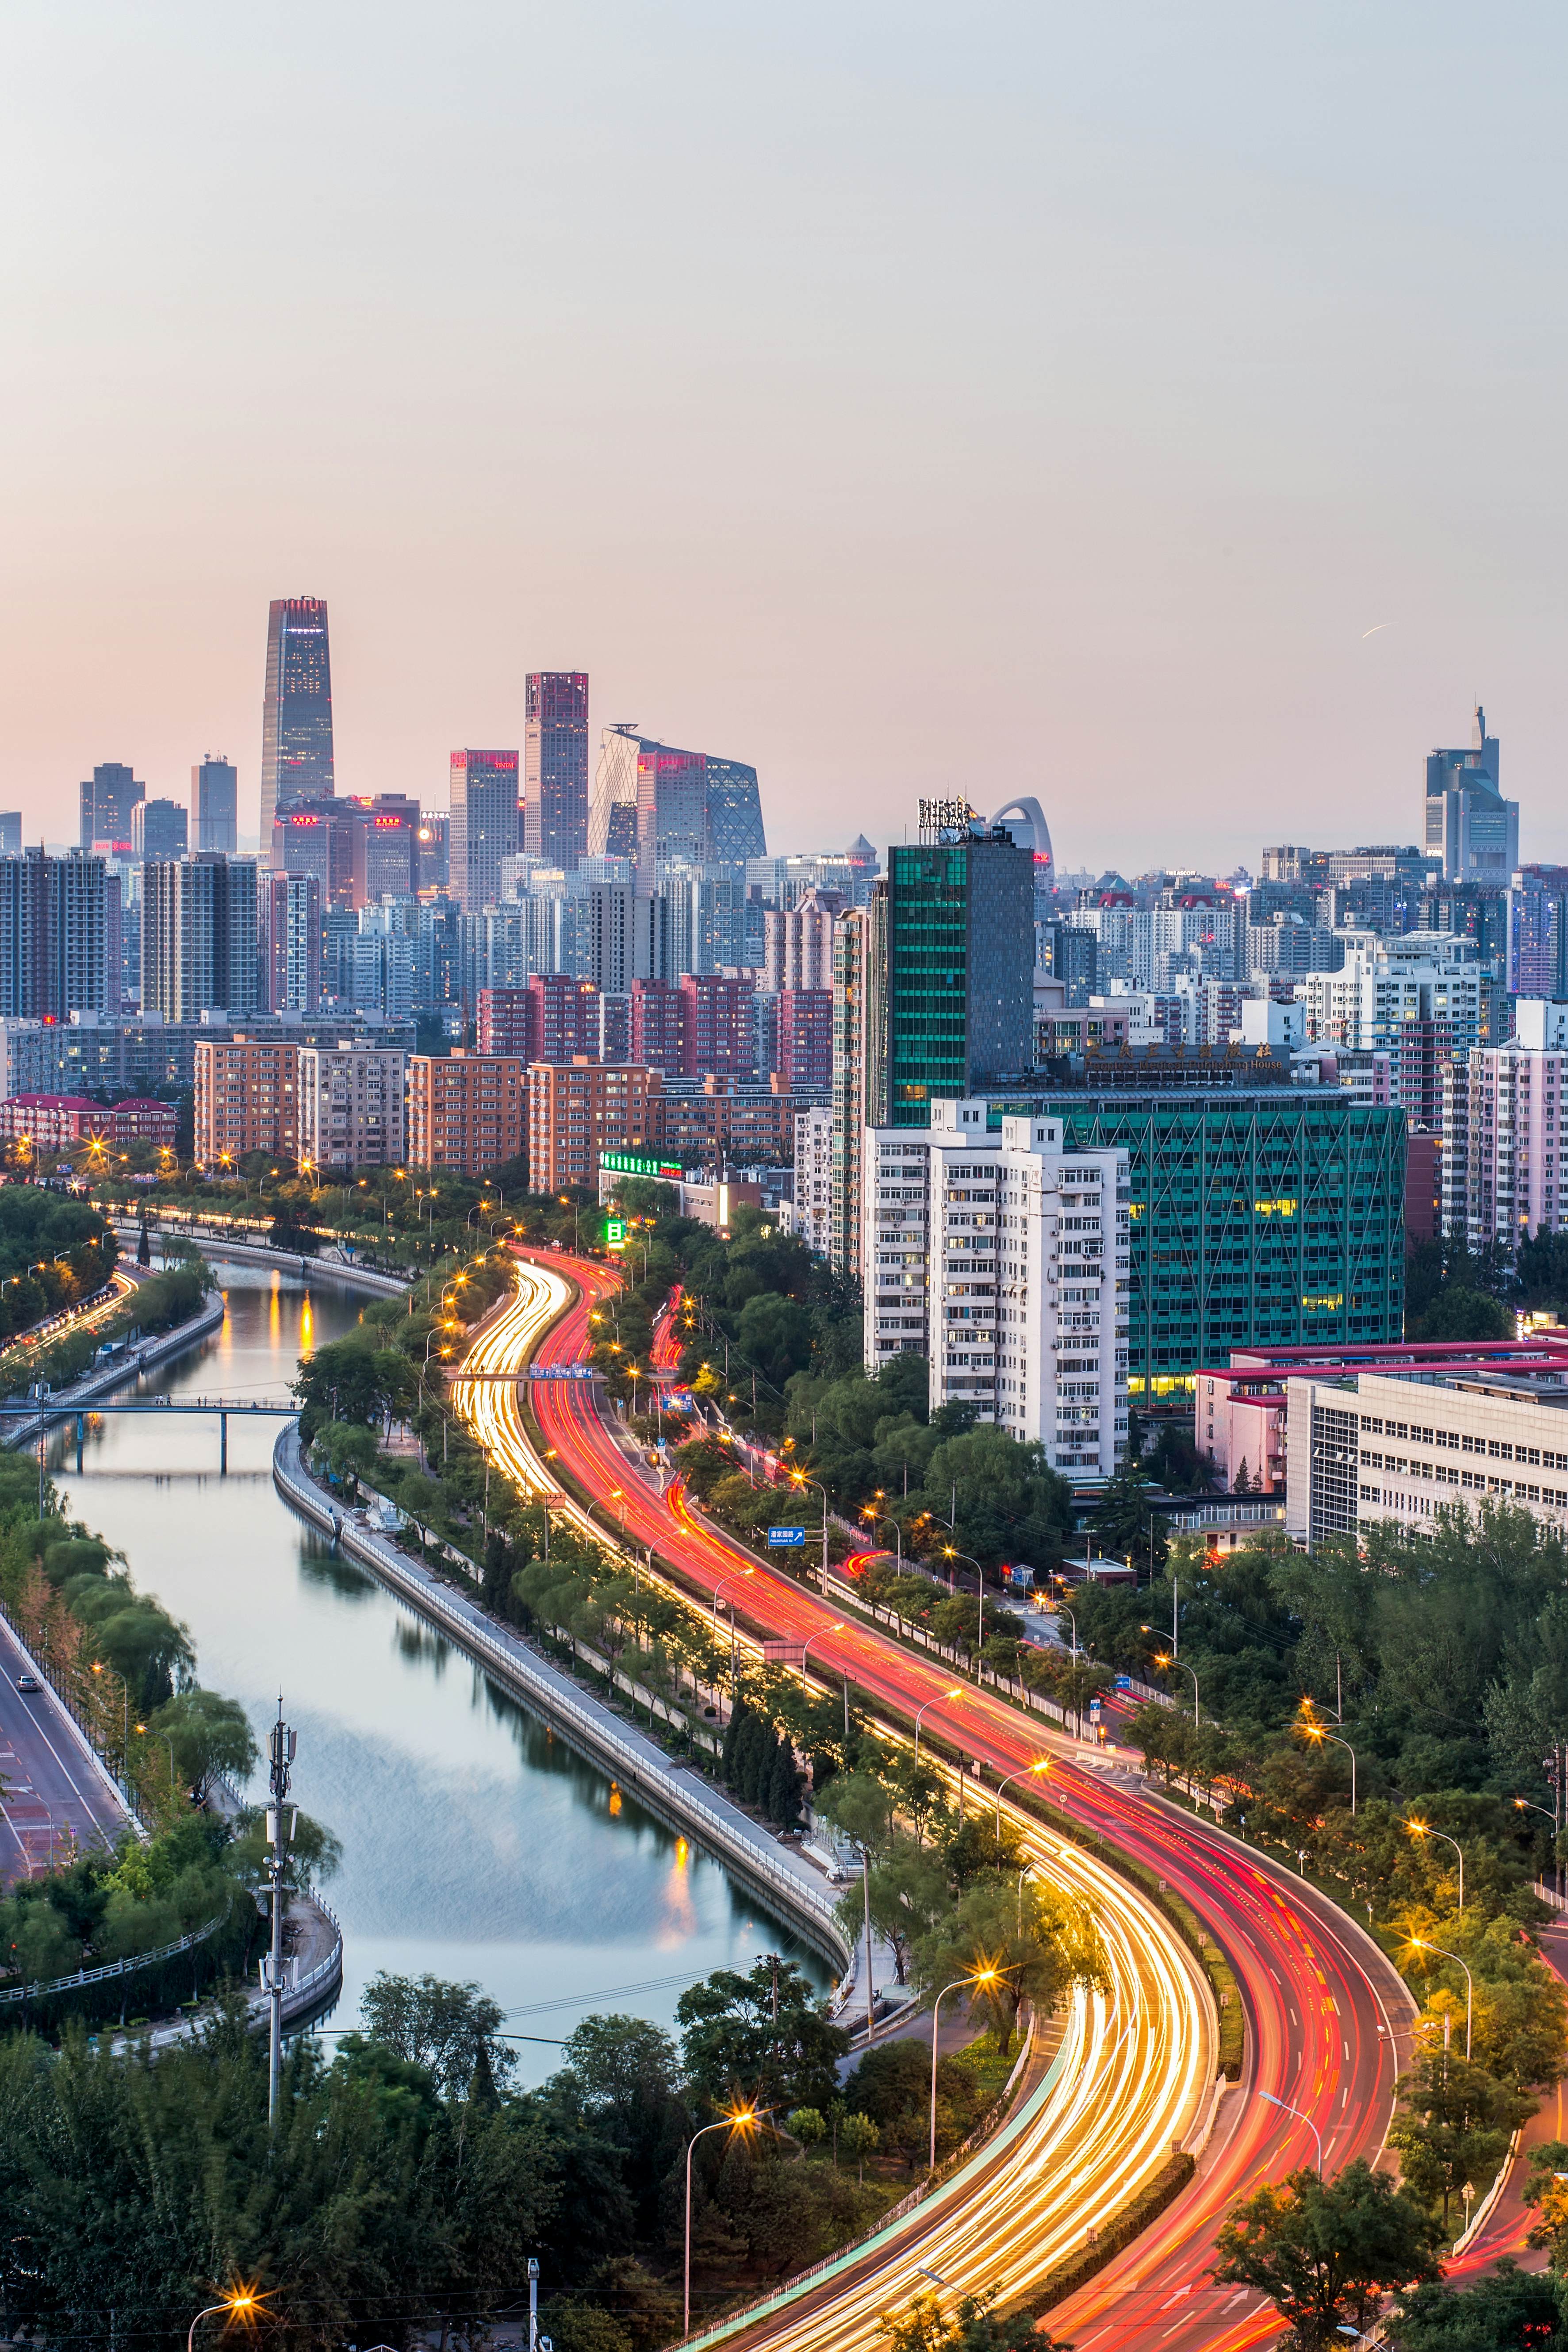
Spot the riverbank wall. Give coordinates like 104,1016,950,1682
271,1423,851,1976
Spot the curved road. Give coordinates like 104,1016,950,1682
465,1251,1415,2349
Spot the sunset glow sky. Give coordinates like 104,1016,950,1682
3,2,1565,868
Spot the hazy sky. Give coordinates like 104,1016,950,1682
3,3,1566,870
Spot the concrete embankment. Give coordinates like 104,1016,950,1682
271,1423,851,1976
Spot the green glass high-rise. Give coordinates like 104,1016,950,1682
979,1088,1406,1395
872,821,1034,1127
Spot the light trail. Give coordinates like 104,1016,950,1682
451,1267,1215,2351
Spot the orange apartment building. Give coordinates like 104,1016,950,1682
526,1062,662,1192
407,1051,525,1176
194,1036,299,1165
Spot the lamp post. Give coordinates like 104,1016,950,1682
791,1470,830,1583
685,2108,765,2333
1258,2087,1325,2173
799,1622,844,1677
1298,1719,1357,1815
930,1968,1000,2170
1410,1935,1474,2060
1405,1819,1464,1915
942,1549,987,1648
1052,1592,1080,1667
187,2293,260,2352
993,1758,1050,1831
1155,1650,1200,1727
860,1503,902,1566
913,1687,962,1755
1514,1796,1561,1899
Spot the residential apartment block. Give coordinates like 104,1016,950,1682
860,1098,1131,1478
407,1051,525,1177
786,1105,832,1256
297,1044,406,1172
526,1061,661,1193
194,1036,299,1165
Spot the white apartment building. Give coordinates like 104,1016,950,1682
862,1098,1131,1480
1459,1041,1568,1248
1297,933,1484,1118
297,1043,406,1172
1288,1369,1568,1550
786,1105,832,1255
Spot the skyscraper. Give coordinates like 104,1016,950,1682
0,815,21,857
78,763,144,852
0,851,111,1018
1424,703,1518,885
590,725,767,883
524,673,589,871
449,749,520,912
131,798,188,862
141,853,259,1022
260,597,334,856
261,871,323,1013
876,808,1035,1127
194,756,238,853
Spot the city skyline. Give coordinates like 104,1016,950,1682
4,8,1567,870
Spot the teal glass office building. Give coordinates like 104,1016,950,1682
979,1088,1406,1395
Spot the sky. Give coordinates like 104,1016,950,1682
2,2,1566,872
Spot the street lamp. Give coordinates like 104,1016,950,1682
1297,1718,1357,1815
860,1500,903,1566
685,2106,767,2333
993,1758,1050,1831
790,1469,831,1582
1514,1795,1561,1897
1154,1650,1200,1727
942,1549,988,1647
799,1622,844,1677
1409,1934,1474,2060
930,1968,1000,2169
1405,1819,1464,1915
187,2291,261,2352
1258,2087,1325,2173
913,1687,962,1755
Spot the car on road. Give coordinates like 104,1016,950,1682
14,1673,41,1693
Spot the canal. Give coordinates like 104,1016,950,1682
53,1262,829,2080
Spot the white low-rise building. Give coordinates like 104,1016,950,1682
861,1098,1131,1479
1286,1367,1568,1550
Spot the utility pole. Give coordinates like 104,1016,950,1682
265,1700,298,2126
862,1849,876,2045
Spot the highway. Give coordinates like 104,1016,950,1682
0,1608,129,1884
457,1251,1415,2349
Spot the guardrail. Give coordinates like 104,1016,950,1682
0,1904,228,2007
272,1429,851,1974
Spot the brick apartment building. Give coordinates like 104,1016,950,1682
678,974,755,1078
527,1062,663,1193
630,978,682,1076
477,975,600,1063
407,1051,525,1176
194,1037,299,1164
776,988,833,1092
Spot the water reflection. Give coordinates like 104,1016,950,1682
53,1264,827,2080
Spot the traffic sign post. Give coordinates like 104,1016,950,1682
767,1526,807,1549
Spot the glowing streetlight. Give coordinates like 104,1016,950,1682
1408,1934,1473,2060
685,2106,767,2332
187,2289,261,2352
913,1686,962,1755
931,1968,1000,2169
993,1757,1049,1831
1405,1818,1464,1915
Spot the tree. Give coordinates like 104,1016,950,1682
1385,2260,1568,2349
1093,1458,1166,1569
840,1835,951,1985
840,2110,880,2183
912,1878,1107,2056
1388,2046,1530,2232
1213,2161,1443,2348
358,1969,516,2098
787,2105,827,2147
676,1955,849,2114
1525,2138,1568,2265
148,1686,259,1804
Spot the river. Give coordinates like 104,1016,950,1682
51,1262,828,2082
